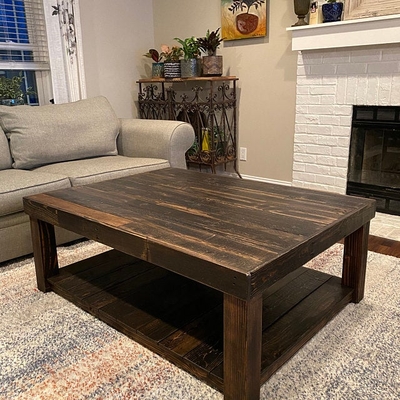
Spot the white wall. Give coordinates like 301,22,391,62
152,0,297,182
79,0,154,118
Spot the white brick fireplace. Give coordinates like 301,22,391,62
288,15,400,239
293,44,400,193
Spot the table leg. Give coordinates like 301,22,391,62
342,222,370,303
29,217,59,292
224,293,262,400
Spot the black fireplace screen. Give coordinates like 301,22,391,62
347,106,400,216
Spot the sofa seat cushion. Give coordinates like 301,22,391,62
0,126,12,170
0,96,119,170
34,155,170,186
0,169,71,216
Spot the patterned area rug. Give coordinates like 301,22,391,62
1,241,399,399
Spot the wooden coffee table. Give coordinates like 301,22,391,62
23,168,375,400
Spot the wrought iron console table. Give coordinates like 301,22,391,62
137,76,239,176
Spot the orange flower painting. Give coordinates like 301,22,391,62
221,0,267,41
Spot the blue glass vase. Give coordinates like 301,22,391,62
322,2,343,23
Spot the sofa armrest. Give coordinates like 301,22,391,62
117,119,195,169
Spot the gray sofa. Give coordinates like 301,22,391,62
0,96,194,263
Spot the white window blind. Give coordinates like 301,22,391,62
0,0,49,70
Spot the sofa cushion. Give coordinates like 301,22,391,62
0,126,12,170
34,155,170,186
0,96,119,170
0,169,71,216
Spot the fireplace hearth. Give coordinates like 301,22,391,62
347,106,400,216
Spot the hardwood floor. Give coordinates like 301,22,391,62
368,235,400,258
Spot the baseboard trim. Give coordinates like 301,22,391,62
241,174,292,186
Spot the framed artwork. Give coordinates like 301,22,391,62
344,0,400,20
221,0,267,41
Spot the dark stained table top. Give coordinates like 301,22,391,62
24,168,376,299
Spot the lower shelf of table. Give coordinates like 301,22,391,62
47,249,353,392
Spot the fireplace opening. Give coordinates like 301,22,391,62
347,105,400,216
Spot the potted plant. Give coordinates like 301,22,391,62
161,45,184,78
197,28,224,76
144,48,164,78
228,0,265,35
322,0,343,23
0,74,32,106
174,37,201,78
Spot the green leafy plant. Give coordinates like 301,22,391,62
228,0,265,14
161,45,183,62
143,48,163,62
197,28,224,56
0,74,34,102
174,37,200,60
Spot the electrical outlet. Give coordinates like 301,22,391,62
239,147,247,161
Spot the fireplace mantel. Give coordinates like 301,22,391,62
287,14,400,51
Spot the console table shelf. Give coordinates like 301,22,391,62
137,76,239,175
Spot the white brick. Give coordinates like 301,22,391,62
350,48,381,63
368,62,400,74
334,177,347,191
310,86,336,95
390,75,400,105
296,87,310,95
297,65,309,76
336,157,349,168
355,75,368,104
318,136,338,146
295,114,320,124
311,64,336,76
316,174,336,186
307,182,330,191
316,155,337,166
382,47,400,61
300,51,323,65
294,133,319,144
337,63,367,75
378,75,393,105
337,137,350,148
293,162,306,172
322,52,350,65
320,95,336,105
329,167,347,178
322,76,338,85
296,94,320,105
306,163,331,175
293,153,317,163
334,105,352,116
366,75,379,104
295,123,308,133
306,145,332,155
310,105,335,115
332,146,349,157
297,76,323,86
346,76,358,105
292,171,316,183
340,116,352,126
319,115,342,126
336,77,347,104
307,125,332,135
332,126,352,137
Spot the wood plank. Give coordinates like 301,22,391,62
260,277,353,381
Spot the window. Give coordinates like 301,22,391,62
0,0,50,105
